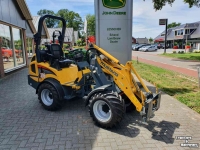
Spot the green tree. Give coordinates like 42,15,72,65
86,14,95,36
56,9,83,31
152,0,200,10
167,22,181,28
37,9,57,28
149,37,153,43
14,40,22,50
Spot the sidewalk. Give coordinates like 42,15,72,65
133,51,200,70
132,51,200,78
132,56,198,78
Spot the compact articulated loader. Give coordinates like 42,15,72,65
28,15,161,128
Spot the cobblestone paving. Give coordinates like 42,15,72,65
0,68,200,150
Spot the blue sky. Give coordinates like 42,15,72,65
26,0,200,39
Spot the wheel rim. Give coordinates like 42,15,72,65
41,89,53,106
93,100,112,123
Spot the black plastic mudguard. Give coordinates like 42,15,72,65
84,84,112,106
36,78,65,101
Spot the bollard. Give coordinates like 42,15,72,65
198,67,200,89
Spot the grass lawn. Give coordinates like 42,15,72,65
132,60,200,114
161,53,200,61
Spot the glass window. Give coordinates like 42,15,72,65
0,24,14,70
26,37,33,56
175,31,177,36
178,30,180,35
12,27,25,66
190,29,195,34
180,29,183,35
185,29,188,34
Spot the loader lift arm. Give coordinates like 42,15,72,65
87,44,161,122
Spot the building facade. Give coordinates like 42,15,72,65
0,0,36,78
42,28,75,48
136,38,148,44
132,37,136,43
154,21,200,49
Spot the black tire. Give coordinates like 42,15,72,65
38,83,62,111
88,91,125,128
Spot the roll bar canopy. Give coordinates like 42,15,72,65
34,15,66,62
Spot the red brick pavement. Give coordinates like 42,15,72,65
132,56,198,78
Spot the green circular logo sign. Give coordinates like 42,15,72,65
102,0,126,9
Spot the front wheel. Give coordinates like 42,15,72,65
38,83,62,111
88,92,125,128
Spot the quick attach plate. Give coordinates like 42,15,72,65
140,92,161,122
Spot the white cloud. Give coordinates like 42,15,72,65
26,0,200,39
133,0,200,38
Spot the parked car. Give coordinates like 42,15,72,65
157,43,169,49
139,45,157,52
134,44,150,51
132,44,139,50
151,43,158,48
138,45,147,51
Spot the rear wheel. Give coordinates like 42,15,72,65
88,91,125,128
38,83,62,111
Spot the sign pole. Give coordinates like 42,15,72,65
198,67,200,89
159,18,168,54
164,19,168,54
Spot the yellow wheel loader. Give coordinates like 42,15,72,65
28,15,161,128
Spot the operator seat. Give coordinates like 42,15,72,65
49,44,73,70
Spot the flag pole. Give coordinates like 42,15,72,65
84,17,88,49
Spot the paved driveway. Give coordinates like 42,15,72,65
0,68,200,150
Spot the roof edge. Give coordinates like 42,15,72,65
16,0,32,20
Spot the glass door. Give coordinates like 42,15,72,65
0,24,14,70
12,27,25,67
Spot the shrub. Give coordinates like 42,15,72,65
186,42,190,46
173,51,176,53
194,50,200,53
77,39,82,46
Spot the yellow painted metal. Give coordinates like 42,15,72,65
130,63,151,93
28,54,86,90
93,44,119,64
96,57,143,111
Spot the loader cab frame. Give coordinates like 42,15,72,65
33,15,72,70
34,15,66,63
